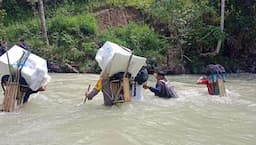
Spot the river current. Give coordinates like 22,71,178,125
0,73,255,145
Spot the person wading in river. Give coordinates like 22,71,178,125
197,75,214,95
197,64,226,96
143,70,177,98
84,77,114,106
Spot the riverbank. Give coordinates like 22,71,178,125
47,61,256,74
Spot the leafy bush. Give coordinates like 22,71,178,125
49,13,97,35
0,9,6,39
46,12,98,64
82,42,99,58
1,0,34,25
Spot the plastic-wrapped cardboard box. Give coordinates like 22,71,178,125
96,41,146,77
0,45,50,91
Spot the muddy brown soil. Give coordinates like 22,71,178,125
95,6,144,31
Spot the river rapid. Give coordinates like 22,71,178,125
0,73,256,145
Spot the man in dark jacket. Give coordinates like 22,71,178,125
143,70,168,98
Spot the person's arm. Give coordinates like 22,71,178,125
144,81,164,96
149,83,163,96
86,88,100,100
85,79,102,100
197,79,208,85
38,86,46,91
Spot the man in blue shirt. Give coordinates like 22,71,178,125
143,70,168,98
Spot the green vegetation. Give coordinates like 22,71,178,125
0,0,255,73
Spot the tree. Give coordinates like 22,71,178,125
215,0,225,54
200,0,225,56
38,0,49,46
149,0,194,67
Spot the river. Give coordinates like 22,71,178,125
0,73,256,145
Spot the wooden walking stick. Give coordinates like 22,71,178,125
83,84,91,104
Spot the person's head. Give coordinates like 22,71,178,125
2,41,7,48
19,38,25,44
154,70,166,80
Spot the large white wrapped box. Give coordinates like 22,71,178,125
96,41,146,77
0,45,50,91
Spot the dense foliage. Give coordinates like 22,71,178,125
0,0,255,73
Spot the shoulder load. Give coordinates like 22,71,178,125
0,45,51,91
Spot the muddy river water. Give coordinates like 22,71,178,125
0,73,255,145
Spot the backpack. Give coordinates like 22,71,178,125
206,64,226,75
159,80,178,98
135,66,149,85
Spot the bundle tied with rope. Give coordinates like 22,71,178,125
94,41,147,105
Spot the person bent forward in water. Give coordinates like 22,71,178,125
85,77,114,106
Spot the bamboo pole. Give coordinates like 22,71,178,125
218,78,226,96
3,82,19,112
123,53,133,102
123,77,131,102
2,52,25,112
215,0,225,54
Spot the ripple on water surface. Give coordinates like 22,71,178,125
0,74,256,145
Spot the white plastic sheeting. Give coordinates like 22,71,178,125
0,45,51,91
96,41,146,77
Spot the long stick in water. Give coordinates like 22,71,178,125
83,84,91,104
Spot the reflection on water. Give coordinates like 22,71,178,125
0,73,256,145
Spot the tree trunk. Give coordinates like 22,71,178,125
215,0,225,54
38,0,49,46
